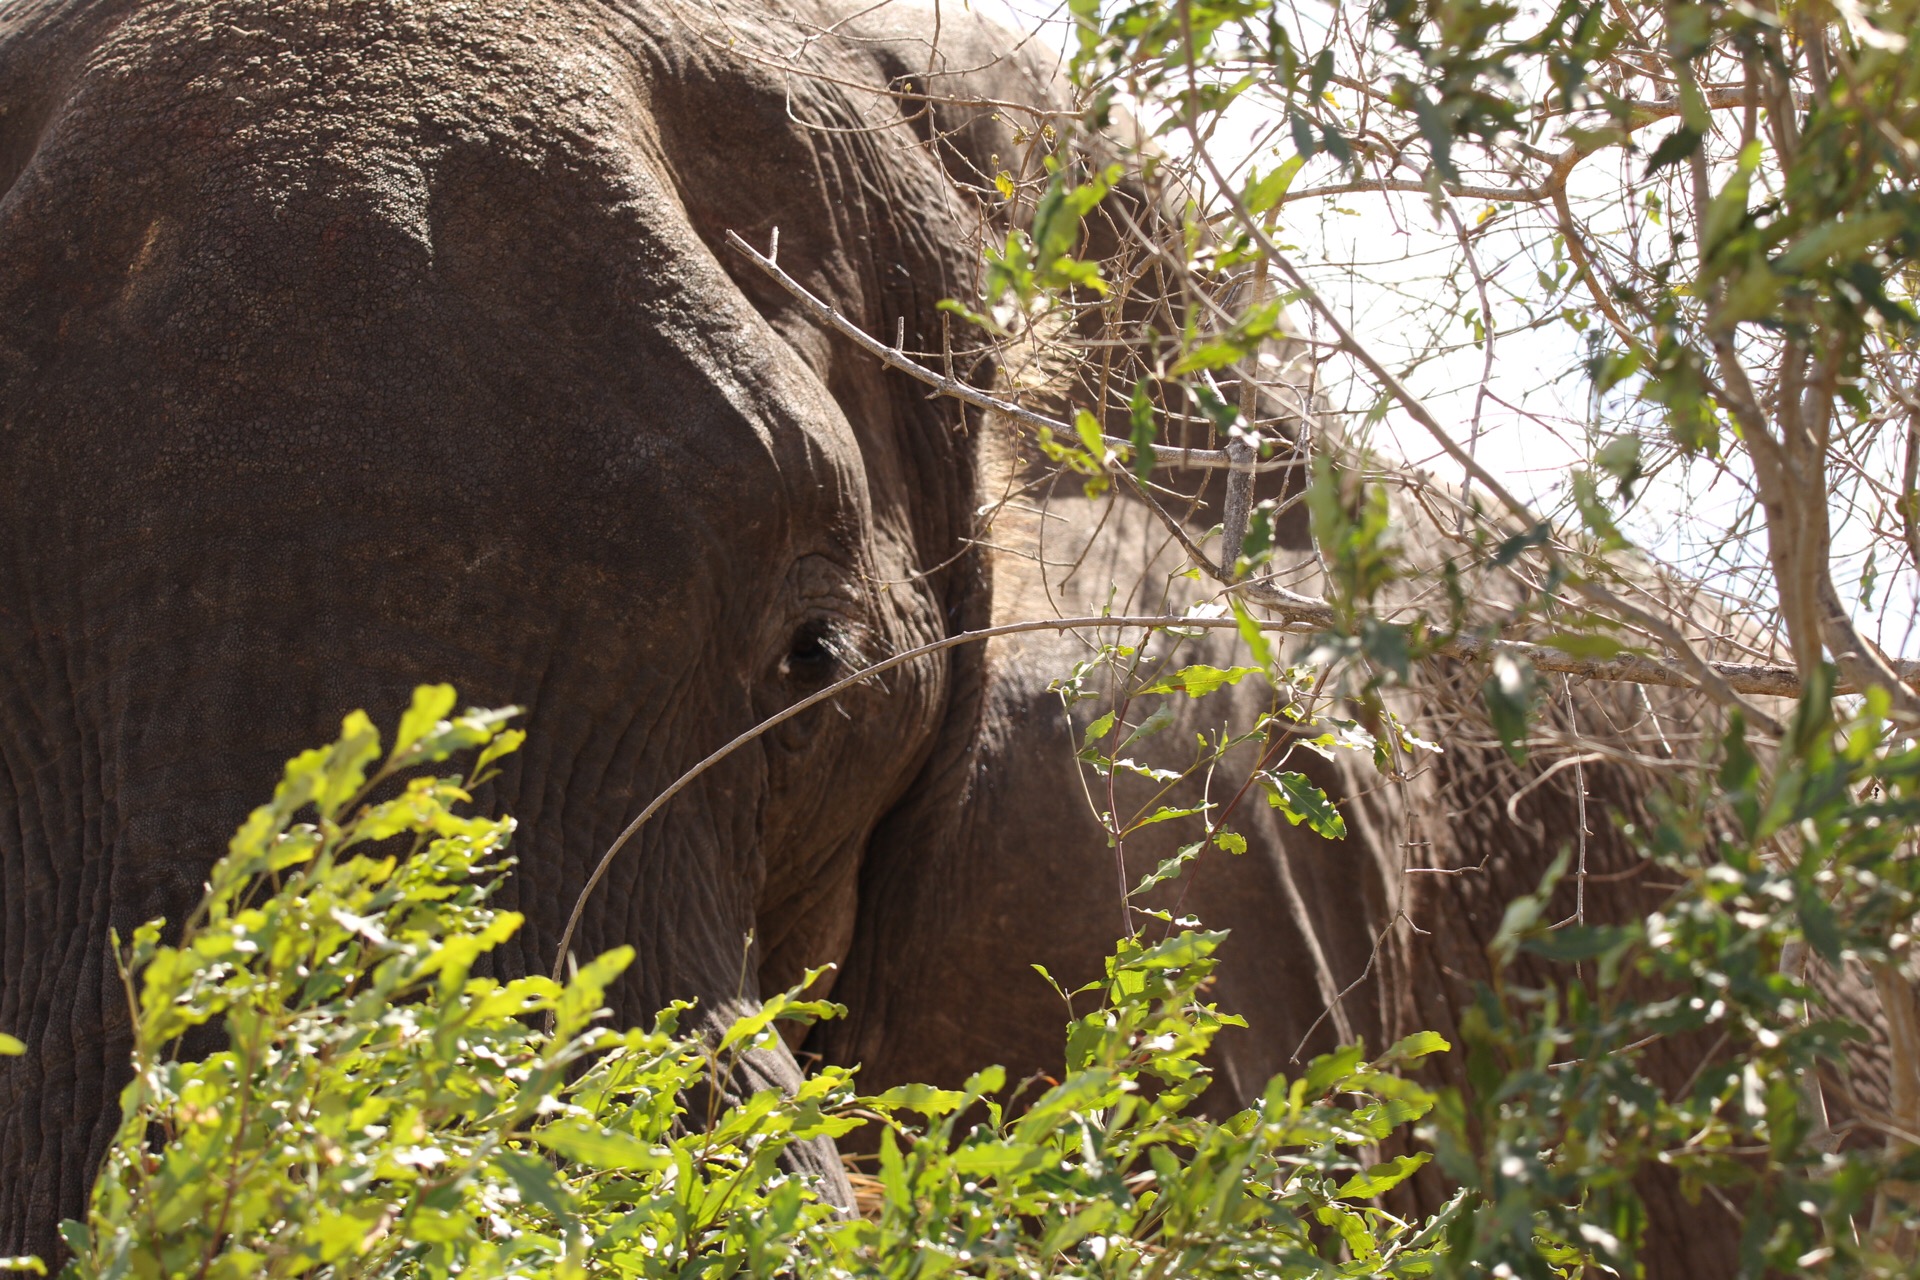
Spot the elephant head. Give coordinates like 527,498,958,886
0,0,1067,1254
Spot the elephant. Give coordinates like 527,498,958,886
0,0,1315,1257
0,1,1853,1275
0,0,1015,1250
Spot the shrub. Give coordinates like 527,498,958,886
20,676,1920,1277
43,686,1450,1280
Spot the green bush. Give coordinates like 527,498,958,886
11,674,1917,1277
37,686,1452,1280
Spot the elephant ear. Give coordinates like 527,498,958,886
833,5,1070,198
765,2,1064,1065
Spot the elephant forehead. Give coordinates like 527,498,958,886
3,0,648,212
0,0,880,572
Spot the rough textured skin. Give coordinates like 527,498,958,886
816,452,1783,1277
0,3,1844,1275
0,0,1044,1251
815,461,1387,1101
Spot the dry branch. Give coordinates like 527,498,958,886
552,605,1896,983
724,229,1295,474
723,226,1886,701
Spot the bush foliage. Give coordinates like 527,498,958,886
34,687,1455,1280
0,668,1912,1278
5,0,1918,1265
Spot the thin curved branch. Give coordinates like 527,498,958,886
550,606,1889,982
724,229,1296,474
1193,146,1790,736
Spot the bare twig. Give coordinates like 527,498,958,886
725,229,1295,473
730,230,1902,698
1193,147,1791,735
1289,911,1425,1062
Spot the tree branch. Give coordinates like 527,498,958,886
725,229,1294,474
551,608,1890,981
1194,147,1789,735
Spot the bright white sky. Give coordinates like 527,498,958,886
960,0,1918,658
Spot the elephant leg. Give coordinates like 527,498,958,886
699,1030,855,1210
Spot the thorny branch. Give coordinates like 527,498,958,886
727,229,1892,706
550,601,1892,983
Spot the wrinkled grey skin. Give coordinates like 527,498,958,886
0,0,1024,1251
0,3,1762,1274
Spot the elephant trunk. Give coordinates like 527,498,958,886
0,571,850,1255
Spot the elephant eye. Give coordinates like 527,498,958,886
781,618,841,685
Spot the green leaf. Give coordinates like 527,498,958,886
1303,1044,1366,1097
1129,379,1158,480
1170,340,1249,376
1378,1030,1451,1067
1316,1201,1378,1258
471,727,527,782
1045,254,1108,295
1213,829,1247,854
1130,929,1228,970
1491,849,1569,964
1594,433,1643,495
555,945,635,1041
1588,347,1643,395
1118,704,1177,749
1641,126,1701,176
1133,841,1205,896
1106,757,1182,783
1777,210,1906,273
963,1064,1007,1097
1134,804,1208,828
304,1209,389,1264
1192,381,1239,431
1140,664,1265,698
314,710,382,820
1242,499,1276,566
1359,617,1410,681
1702,141,1759,255
0,1034,23,1056
493,1150,573,1218
1261,771,1346,839
1521,923,1636,962
1082,710,1117,750
1337,1152,1431,1198
869,1082,968,1116
407,704,523,768
953,1142,1042,1176
1539,630,1628,660
1571,470,1629,552
1245,155,1306,215
1015,1066,1121,1139
1030,169,1109,266
1229,597,1273,670
392,683,457,764
1719,713,1761,837
1484,651,1538,762
533,1121,670,1171
1075,408,1111,463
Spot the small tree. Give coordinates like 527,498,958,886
820,0,1920,1269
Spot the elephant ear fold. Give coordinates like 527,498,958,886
832,5,1070,211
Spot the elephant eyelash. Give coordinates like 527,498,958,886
783,618,863,681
